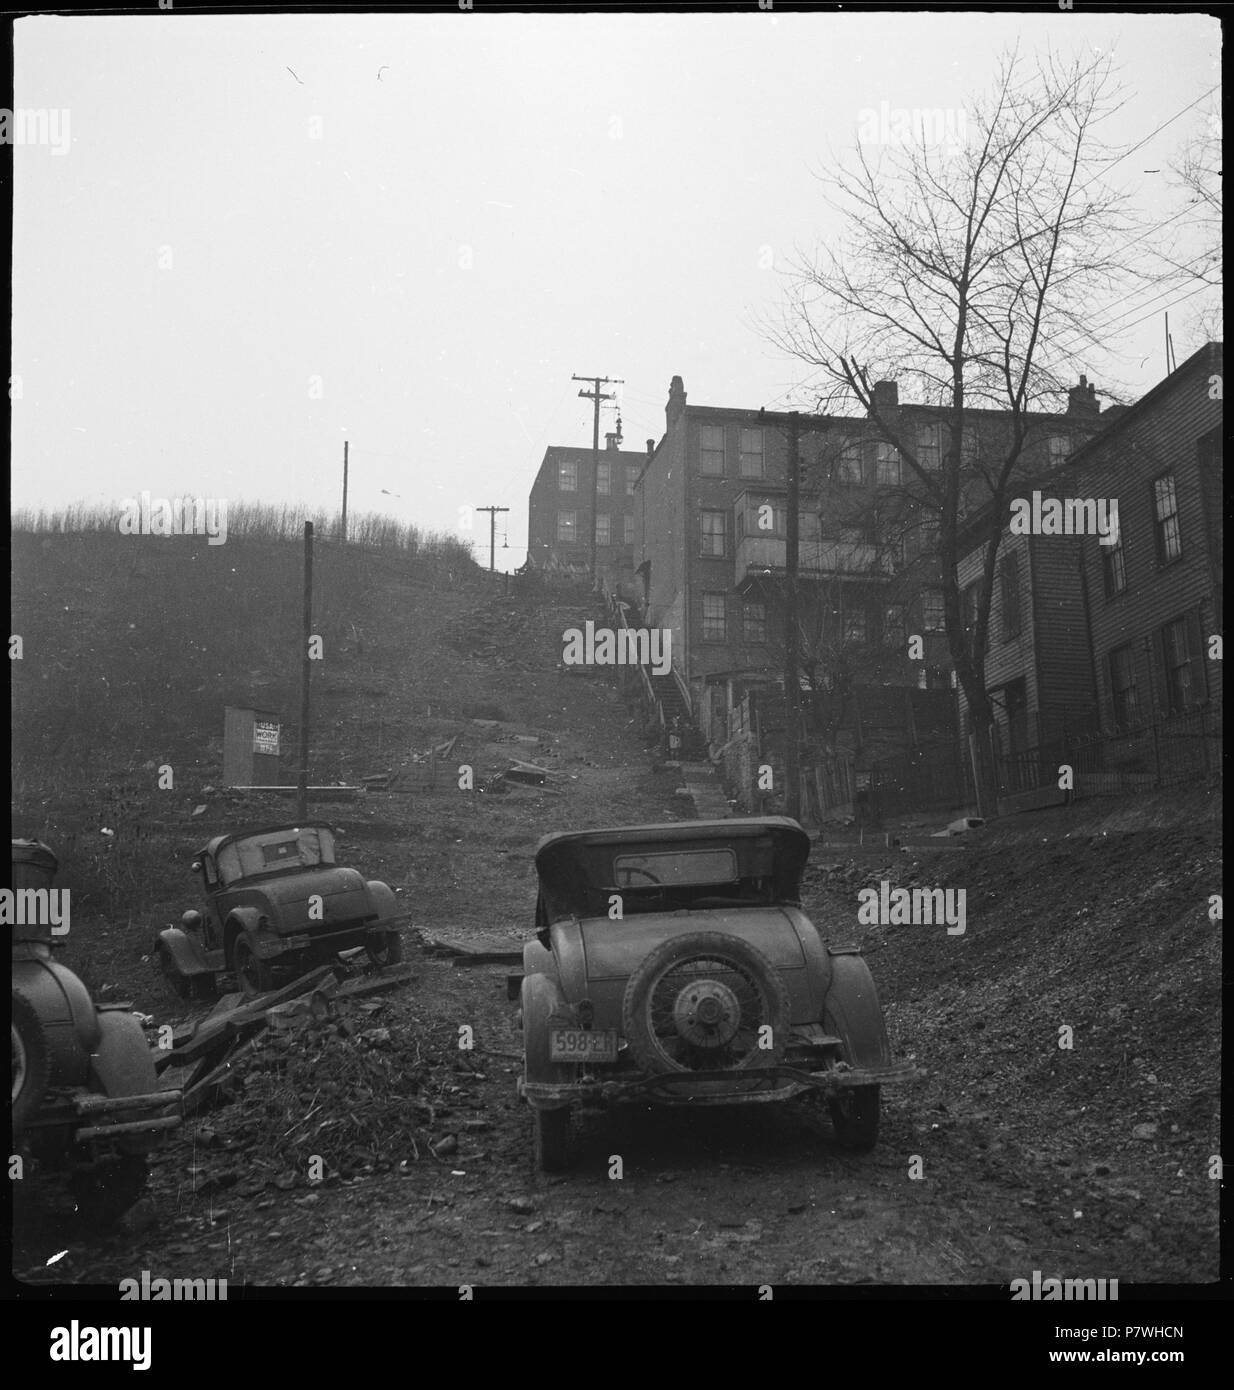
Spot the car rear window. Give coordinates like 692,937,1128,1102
612,849,738,889
217,827,336,884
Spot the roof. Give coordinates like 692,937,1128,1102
197,821,337,857
533,816,807,857
955,341,1223,555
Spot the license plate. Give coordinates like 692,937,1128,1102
549,1028,618,1063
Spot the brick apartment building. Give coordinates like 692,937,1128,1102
956,341,1223,762
633,373,1103,756
526,434,650,587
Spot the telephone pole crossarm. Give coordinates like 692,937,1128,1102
572,373,624,584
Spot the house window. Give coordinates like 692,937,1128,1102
883,604,907,650
1000,553,1021,639
739,427,764,478
557,459,577,492
556,511,577,543
961,424,979,465
876,441,902,486
842,608,867,644
1152,473,1182,562
701,592,727,641
700,510,728,557
1048,435,1070,466
922,590,945,632
624,514,636,546
1161,617,1193,714
1109,643,1139,728
625,467,636,497
918,422,941,472
837,438,864,484
743,600,766,643
1102,526,1127,598
700,424,725,476
594,513,610,546
596,461,611,496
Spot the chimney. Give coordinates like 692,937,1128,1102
1067,374,1099,417
667,375,687,426
605,432,620,451
646,438,656,458
871,380,899,411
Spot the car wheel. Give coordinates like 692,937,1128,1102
232,934,274,997
533,1106,571,1172
366,930,403,968
827,1086,880,1152
156,944,191,1001
622,931,790,1092
12,993,51,1141
70,1155,149,1228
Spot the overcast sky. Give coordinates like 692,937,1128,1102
11,9,1221,568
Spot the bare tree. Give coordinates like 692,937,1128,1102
1162,98,1222,346
766,51,1140,816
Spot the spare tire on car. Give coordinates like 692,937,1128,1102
621,931,790,1094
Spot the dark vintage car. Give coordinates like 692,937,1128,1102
514,817,912,1170
154,822,407,998
11,841,182,1225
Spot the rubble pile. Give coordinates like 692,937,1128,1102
157,964,472,1194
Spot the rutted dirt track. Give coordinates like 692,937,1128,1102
12,585,1221,1290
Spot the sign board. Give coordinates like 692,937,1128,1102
253,721,281,755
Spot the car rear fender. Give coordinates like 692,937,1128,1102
154,925,214,977
364,881,401,927
222,906,265,963
822,952,891,1069
88,1009,159,1100
520,971,576,1109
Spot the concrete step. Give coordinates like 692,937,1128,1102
679,761,732,820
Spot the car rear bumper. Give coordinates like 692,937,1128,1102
24,1087,183,1142
520,1060,916,1108
259,913,411,955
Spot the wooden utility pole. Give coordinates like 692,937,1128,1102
340,441,349,542
476,505,509,571
297,521,313,822
784,413,801,822
572,373,623,584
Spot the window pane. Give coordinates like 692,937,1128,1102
556,511,577,542
700,424,725,476
838,439,864,484
558,460,577,491
702,593,727,640
743,601,766,643
1153,474,1181,561
624,514,636,545
876,441,902,485
739,427,764,478
596,462,610,495
701,510,727,556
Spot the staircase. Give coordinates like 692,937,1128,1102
606,591,706,759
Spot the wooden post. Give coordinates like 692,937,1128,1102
297,522,313,822
784,413,801,822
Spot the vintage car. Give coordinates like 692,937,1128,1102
514,817,912,1170
12,840,182,1225
154,822,407,998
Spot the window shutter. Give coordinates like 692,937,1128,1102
1149,629,1169,718
1186,607,1209,706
